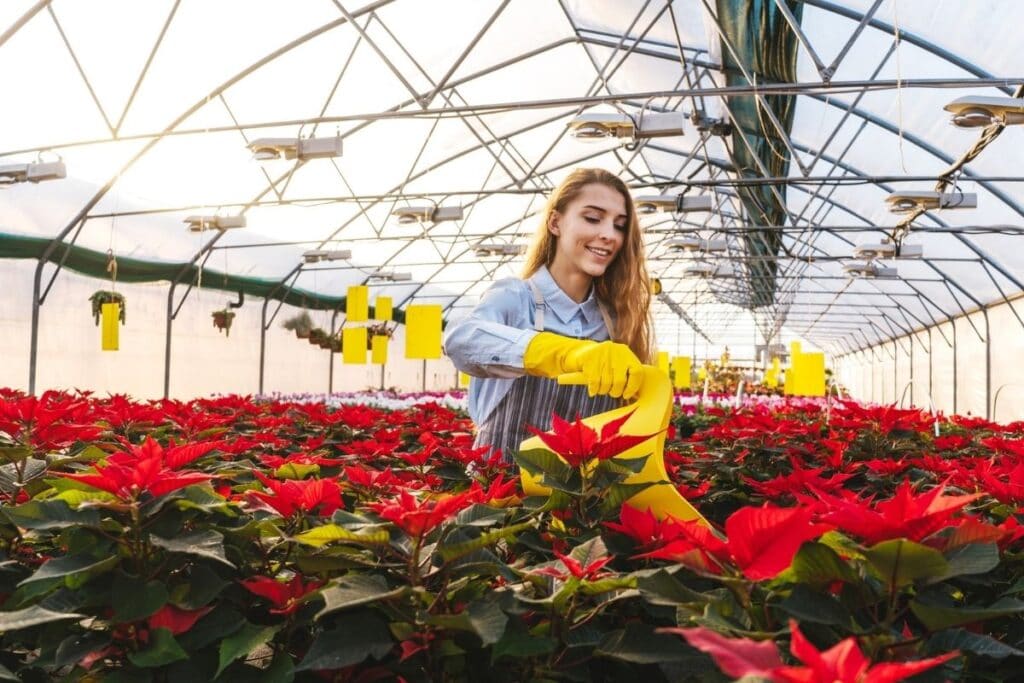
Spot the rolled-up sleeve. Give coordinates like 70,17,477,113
444,278,539,379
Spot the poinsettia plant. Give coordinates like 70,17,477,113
0,387,1022,680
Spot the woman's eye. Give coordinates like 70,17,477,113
584,216,600,224
614,223,626,232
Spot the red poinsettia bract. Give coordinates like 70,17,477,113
241,574,324,615
819,478,981,546
370,490,474,538
61,436,215,501
661,620,957,682
639,504,832,581
248,472,343,518
526,410,654,468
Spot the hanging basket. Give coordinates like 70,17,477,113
282,311,314,339
89,291,126,326
212,309,235,337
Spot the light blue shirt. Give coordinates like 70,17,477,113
444,266,613,425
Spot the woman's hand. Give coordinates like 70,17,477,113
565,340,644,399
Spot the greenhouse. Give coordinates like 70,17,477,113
1,1,1023,680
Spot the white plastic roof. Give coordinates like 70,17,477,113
2,0,1023,357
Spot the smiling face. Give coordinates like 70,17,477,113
547,183,628,283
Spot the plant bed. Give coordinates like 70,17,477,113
0,388,1021,680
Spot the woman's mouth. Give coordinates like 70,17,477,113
586,246,612,259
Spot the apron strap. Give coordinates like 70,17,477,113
526,276,616,340
526,278,546,332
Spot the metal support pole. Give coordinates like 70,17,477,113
329,309,339,395
983,307,991,421
952,320,958,415
259,296,270,395
422,359,427,392
909,332,914,408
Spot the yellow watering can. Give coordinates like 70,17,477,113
518,365,709,525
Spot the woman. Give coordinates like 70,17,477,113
444,168,654,464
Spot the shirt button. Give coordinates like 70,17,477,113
491,355,499,361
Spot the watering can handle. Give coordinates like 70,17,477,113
556,372,588,385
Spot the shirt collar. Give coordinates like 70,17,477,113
531,265,602,325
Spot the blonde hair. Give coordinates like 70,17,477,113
521,168,654,363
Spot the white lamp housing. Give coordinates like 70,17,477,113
0,160,67,184
944,96,1024,128
886,191,977,214
392,205,463,224
683,262,733,279
247,136,343,161
567,112,685,141
368,269,413,282
843,261,898,279
474,243,526,258
665,236,728,254
853,241,923,260
302,249,350,264
184,215,247,232
634,194,712,215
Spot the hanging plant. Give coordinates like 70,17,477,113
282,311,314,339
88,291,126,326
327,335,342,353
308,328,328,346
212,308,235,336
366,321,394,349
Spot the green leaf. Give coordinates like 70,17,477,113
569,536,608,569
601,482,655,513
927,628,1024,659
112,574,168,622
607,452,652,474
0,446,32,464
293,523,390,548
910,597,1024,631
129,627,189,668
864,538,949,588
934,543,1000,582
777,584,853,627
216,622,281,678
424,598,507,646
786,541,859,586
275,463,319,480
491,623,556,662
172,564,230,609
635,568,710,606
18,553,119,589
151,529,235,568
455,504,507,527
579,575,636,595
437,521,534,563
261,652,296,682
595,622,705,665
55,631,112,667
515,448,571,482
0,604,83,632
317,574,407,619
296,611,392,671
3,499,101,530
0,664,15,682
177,604,243,651
0,460,47,492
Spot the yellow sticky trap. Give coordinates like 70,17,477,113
405,304,442,359
656,351,670,376
342,327,367,364
374,296,392,321
793,351,826,396
519,367,708,525
459,372,470,388
371,335,388,364
672,356,691,389
101,303,119,351
347,286,369,322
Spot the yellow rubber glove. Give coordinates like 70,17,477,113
523,332,643,399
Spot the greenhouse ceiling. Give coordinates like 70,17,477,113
2,0,1023,357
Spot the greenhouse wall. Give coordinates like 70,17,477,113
0,260,459,399
834,297,1024,421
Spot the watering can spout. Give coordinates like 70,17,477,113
518,365,708,525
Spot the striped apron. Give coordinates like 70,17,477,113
474,278,623,464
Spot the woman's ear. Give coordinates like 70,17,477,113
547,212,560,236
